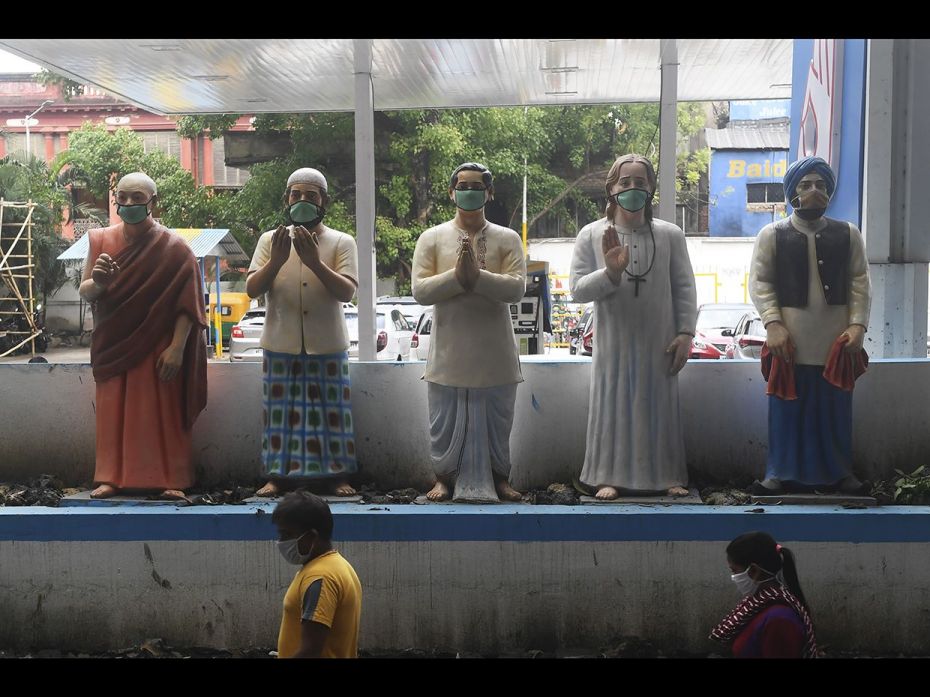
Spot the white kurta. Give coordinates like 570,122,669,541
570,217,697,491
411,220,526,388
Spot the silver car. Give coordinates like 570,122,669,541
228,307,266,362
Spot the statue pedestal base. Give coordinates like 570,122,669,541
751,493,878,507
580,488,701,505
61,491,186,507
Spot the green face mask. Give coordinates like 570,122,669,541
454,189,487,212
614,188,650,213
116,202,150,225
288,201,324,226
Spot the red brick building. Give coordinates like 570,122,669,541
0,73,253,240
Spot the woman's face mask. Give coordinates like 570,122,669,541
730,567,758,596
731,562,779,596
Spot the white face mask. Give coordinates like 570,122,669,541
731,563,781,596
277,531,313,565
731,567,758,596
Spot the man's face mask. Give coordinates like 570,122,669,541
454,189,487,212
288,201,325,228
116,198,153,225
614,188,651,213
277,531,314,566
791,180,831,221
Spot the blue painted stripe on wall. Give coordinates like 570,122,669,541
1,505,929,543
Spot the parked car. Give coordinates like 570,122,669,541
724,311,766,359
579,301,752,360
691,303,755,359
228,307,266,362
230,303,411,362
569,304,594,355
376,296,429,328
411,308,432,360
580,311,594,356
345,305,414,361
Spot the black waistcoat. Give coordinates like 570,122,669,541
774,217,850,307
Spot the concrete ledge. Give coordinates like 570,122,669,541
2,358,929,489
2,502,930,542
2,505,928,654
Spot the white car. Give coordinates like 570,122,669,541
376,296,429,329
412,309,432,360
344,305,414,361
230,303,412,362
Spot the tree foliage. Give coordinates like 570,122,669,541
0,155,78,302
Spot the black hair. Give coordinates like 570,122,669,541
450,162,494,192
727,531,811,614
272,490,334,540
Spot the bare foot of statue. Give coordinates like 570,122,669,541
90,484,118,499
667,486,689,497
426,481,450,501
595,486,619,500
160,489,189,501
256,481,279,497
331,480,357,496
494,479,523,502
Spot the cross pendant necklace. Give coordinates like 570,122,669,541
628,275,646,297
618,220,656,299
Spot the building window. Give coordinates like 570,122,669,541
747,182,785,204
3,133,46,160
210,136,250,189
141,131,182,161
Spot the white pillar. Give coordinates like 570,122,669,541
658,39,678,224
354,39,377,361
862,39,930,358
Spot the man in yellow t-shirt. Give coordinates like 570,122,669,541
273,491,362,658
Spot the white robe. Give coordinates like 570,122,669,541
570,217,697,492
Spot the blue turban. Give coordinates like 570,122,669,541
784,156,836,204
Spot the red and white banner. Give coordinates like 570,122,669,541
799,39,844,175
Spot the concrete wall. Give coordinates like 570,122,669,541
1,359,929,488
2,505,928,654
43,273,85,334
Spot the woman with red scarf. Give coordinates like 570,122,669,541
710,532,819,658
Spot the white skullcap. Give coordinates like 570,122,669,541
286,167,327,192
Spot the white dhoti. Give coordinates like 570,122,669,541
428,382,517,503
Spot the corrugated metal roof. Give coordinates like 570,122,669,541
705,124,790,150
57,228,247,263
0,39,793,114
